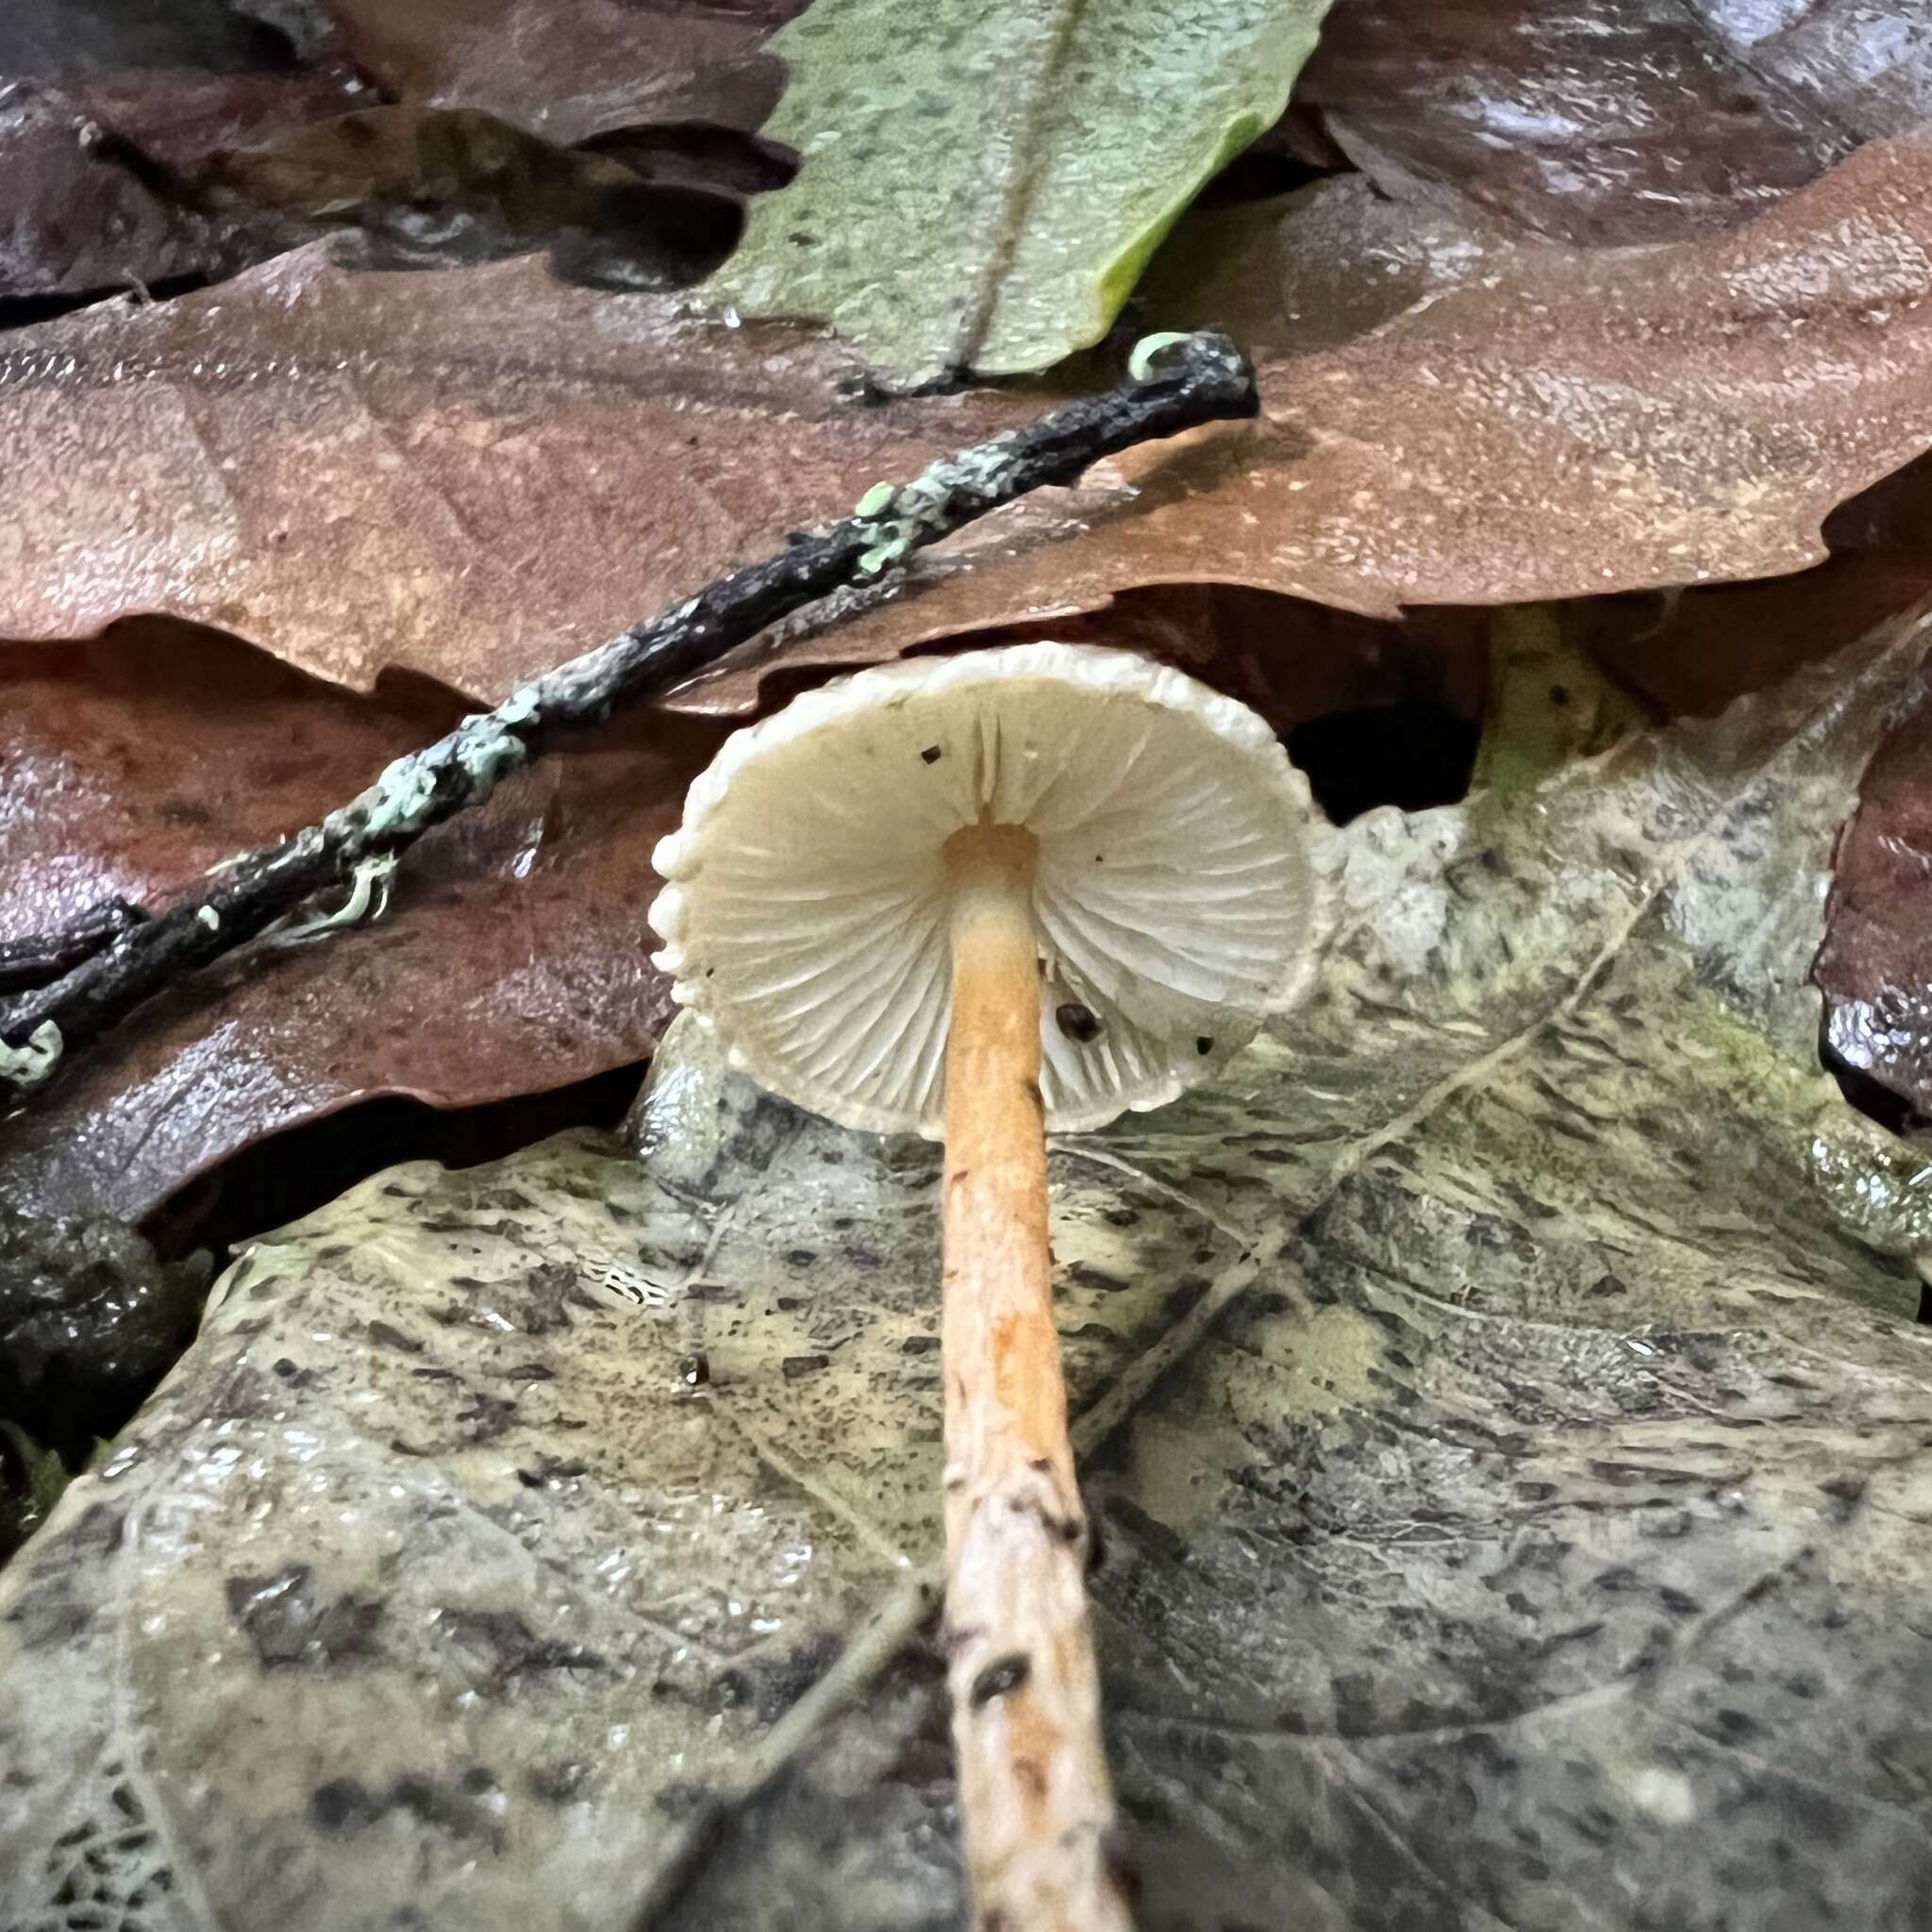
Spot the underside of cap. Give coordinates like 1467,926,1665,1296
649,641,1334,1137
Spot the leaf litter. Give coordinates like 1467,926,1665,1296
4,17,1932,1921
6,609,1932,1926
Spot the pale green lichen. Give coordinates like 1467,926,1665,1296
274,854,398,946
844,429,1033,578
348,754,440,840
1127,330,1194,382
0,1020,63,1091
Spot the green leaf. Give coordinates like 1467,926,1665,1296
708,0,1337,381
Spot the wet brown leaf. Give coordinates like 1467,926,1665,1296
1584,453,1932,719
9,135,1932,713
0,242,1054,701
188,104,744,285
321,0,808,147
0,0,328,77
1815,639,1932,1133
0,66,368,299
1294,0,1932,244
827,131,1932,651
0,620,727,1226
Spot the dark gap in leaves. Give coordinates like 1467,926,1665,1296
1818,1026,1924,1141
549,181,744,291
1288,693,1480,824
0,271,217,336
1190,144,1336,208
142,1058,648,1262
575,124,798,201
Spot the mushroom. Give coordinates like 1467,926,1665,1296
649,641,1331,1930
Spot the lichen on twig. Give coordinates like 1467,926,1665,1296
0,331,1258,1100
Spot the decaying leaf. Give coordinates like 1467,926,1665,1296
1295,0,1932,244
6,607,1931,1927
819,129,1932,656
320,0,808,148
0,0,328,80
8,132,1932,712
185,104,745,286
0,241,1054,699
0,1200,208,1453
1582,453,1932,720
1815,643,1932,1136
0,66,369,300
0,621,729,1230
708,0,1337,381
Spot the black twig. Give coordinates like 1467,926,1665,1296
0,897,147,997
0,331,1257,1100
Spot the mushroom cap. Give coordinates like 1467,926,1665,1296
649,641,1333,1137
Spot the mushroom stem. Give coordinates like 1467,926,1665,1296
941,824,1133,1932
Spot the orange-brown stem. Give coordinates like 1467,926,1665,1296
940,823,1133,1932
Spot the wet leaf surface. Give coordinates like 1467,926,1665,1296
1815,631,1932,1135
183,104,747,287
0,242,1053,700
0,0,325,77
1294,0,1932,245
0,620,727,1228
0,65,370,301
1584,453,1932,720
0,1204,208,1452
6,617,1932,1928
10,132,1932,713
321,0,809,148
708,0,1336,381
817,131,1932,658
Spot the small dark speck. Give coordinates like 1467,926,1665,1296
308,1777,372,1833
272,1357,299,1378
1195,1037,1214,1056
921,745,942,764
678,1352,710,1389
1057,1002,1101,1043
1093,854,1104,863
1550,684,1572,706
781,1355,829,1379
970,1653,1030,1706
